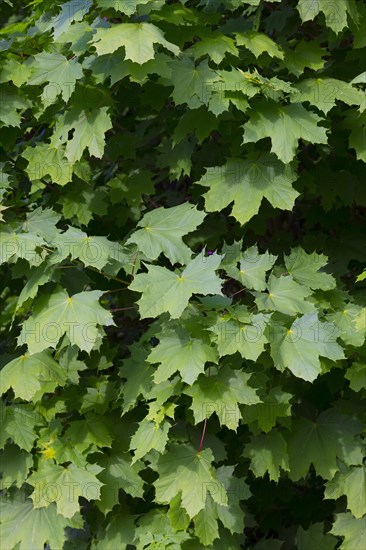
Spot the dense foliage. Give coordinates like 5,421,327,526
0,0,365,548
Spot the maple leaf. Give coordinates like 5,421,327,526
325,463,366,518
0,351,67,401
27,52,83,102
254,274,315,316
92,22,180,63
235,31,284,59
126,203,205,265
225,245,278,291
0,443,33,487
153,443,228,518
270,312,345,381
184,365,261,430
243,430,290,481
147,326,218,384
287,409,363,480
297,0,360,34
129,252,223,319
0,496,73,550
284,247,336,290
28,461,104,518
22,143,73,186
242,101,328,163
50,107,112,163
330,513,366,550
18,287,115,354
196,153,298,225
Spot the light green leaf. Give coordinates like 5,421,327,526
96,453,144,514
243,430,290,481
325,464,366,518
147,326,217,384
196,153,298,225
129,419,171,463
0,496,71,550
241,387,293,433
52,0,92,39
189,32,239,64
345,363,366,392
297,0,359,34
184,365,261,430
255,274,315,316
282,41,327,77
194,493,219,545
22,143,73,186
166,57,219,108
18,287,115,354
287,409,363,480
209,312,270,362
242,101,328,163
92,22,180,63
285,247,336,290
126,203,205,265
27,52,83,102
330,512,366,550
64,416,113,452
0,227,45,266
270,312,345,381
292,78,366,114
28,461,104,518
97,0,151,14
129,252,223,319
0,351,67,401
50,107,112,163
153,444,228,518
225,245,277,291
235,31,284,59
51,226,125,270
1,404,41,452
328,304,365,347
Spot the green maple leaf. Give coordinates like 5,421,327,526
194,493,219,545
129,252,223,319
282,41,327,77
0,443,33,488
0,351,67,401
51,226,125,270
22,143,73,186
0,227,45,266
296,523,338,550
52,0,92,39
241,386,293,432
18,287,115,354
242,101,328,163
184,365,261,430
64,415,113,452
19,207,61,241
92,22,180,63
1,404,41,452
147,326,217,384
287,409,363,480
27,52,83,102
297,0,359,34
345,363,366,392
126,203,205,265
50,107,112,163
166,57,219,108
189,32,239,64
153,443,228,518
342,110,366,162
270,312,345,382
0,57,32,87
15,261,54,313
96,453,144,514
225,245,277,291
97,0,151,15
255,274,315,316
196,153,298,225
235,31,284,59
330,513,366,550
93,508,135,549
325,464,366,518
292,78,366,115
129,419,171,463
284,247,336,290
0,84,30,127
243,430,290,482
209,312,270,362
328,304,366,347
28,461,104,518
0,495,72,550
119,343,153,413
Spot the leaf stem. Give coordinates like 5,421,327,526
197,418,207,454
